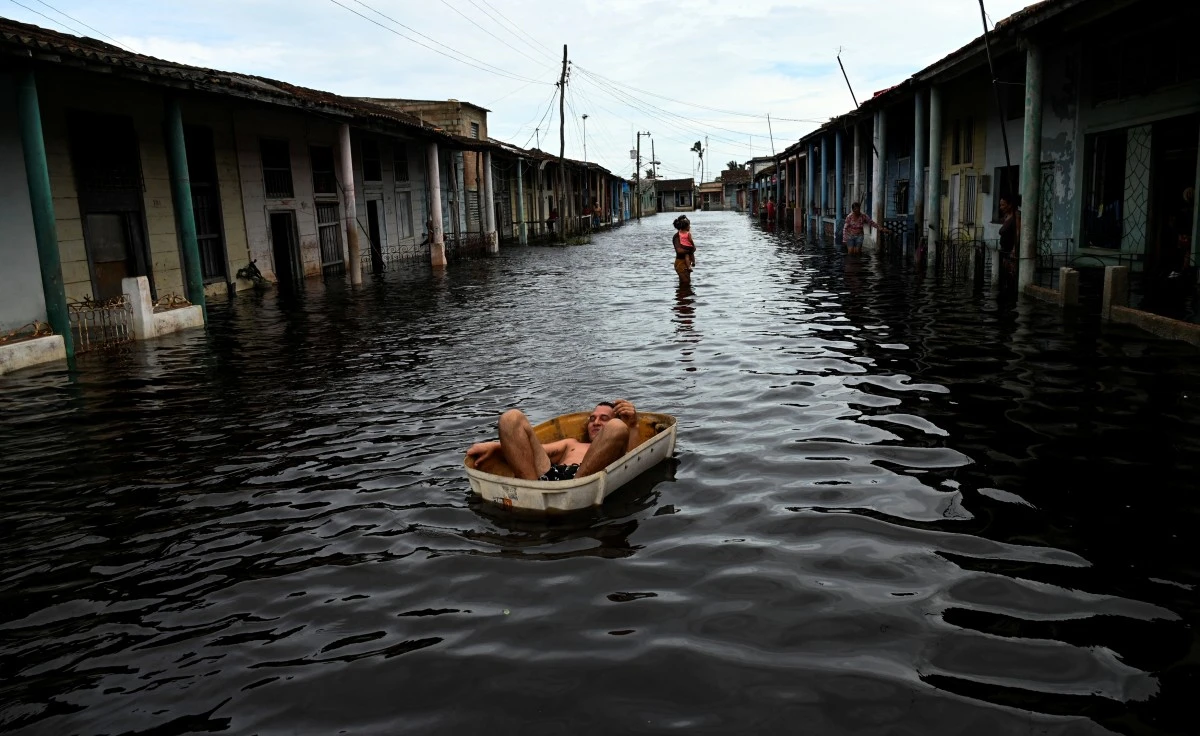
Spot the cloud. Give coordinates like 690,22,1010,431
5,0,1035,180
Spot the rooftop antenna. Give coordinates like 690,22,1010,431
836,47,878,158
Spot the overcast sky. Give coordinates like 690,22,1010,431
7,0,1032,181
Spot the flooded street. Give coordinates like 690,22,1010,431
2,211,1198,735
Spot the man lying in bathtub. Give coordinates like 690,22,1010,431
466,399,640,481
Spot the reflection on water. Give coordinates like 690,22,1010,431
1,212,1198,735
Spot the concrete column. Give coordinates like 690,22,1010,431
913,89,927,239
15,69,72,357
1059,267,1079,307
426,141,446,268
820,136,829,234
927,86,943,269
1103,265,1129,318
872,109,888,252
852,122,861,208
1018,43,1044,292
482,150,497,252
122,276,156,340
536,162,546,236
339,124,361,284
805,144,815,238
164,98,206,315
835,130,844,244
516,158,527,245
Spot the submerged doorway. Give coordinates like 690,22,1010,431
269,211,301,287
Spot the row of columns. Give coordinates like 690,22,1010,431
791,43,1043,291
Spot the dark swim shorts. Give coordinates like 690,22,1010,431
539,463,581,482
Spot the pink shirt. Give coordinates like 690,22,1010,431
842,211,877,238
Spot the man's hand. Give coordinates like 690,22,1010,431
612,399,638,429
467,440,500,466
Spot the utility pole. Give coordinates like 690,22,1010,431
651,137,657,179
635,130,651,219
704,135,709,182
557,44,567,240
635,132,642,220
582,113,589,216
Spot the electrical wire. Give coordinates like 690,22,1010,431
25,0,137,52
516,84,559,148
573,63,827,124
330,0,552,85
437,0,545,66
7,0,87,38
463,0,556,62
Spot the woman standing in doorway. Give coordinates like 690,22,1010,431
673,215,696,285
998,193,1021,286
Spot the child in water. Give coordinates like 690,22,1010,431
673,215,696,284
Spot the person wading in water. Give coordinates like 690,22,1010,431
673,215,696,285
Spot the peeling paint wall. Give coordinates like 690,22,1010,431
1039,42,1081,245
37,67,185,303
0,73,46,331
233,108,332,282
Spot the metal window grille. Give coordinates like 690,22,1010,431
316,202,344,268
963,118,975,165
963,175,978,226
260,139,294,198
469,122,480,140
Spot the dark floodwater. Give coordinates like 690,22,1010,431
2,212,1199,736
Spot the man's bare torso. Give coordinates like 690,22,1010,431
556,439,590,466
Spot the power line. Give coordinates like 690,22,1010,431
7,0,86,38
516,84,559,147
437,0,545,66
575,67,803,145
463,0,556,62
329,0,552,85
573,63,827,124
483,74,551,108
25,0,137,52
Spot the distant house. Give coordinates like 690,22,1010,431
721,166,750,211
699,180,724,210
655,178,695,212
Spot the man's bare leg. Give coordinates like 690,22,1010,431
498,409,552,480
576,419,630,477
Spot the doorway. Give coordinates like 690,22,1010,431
1149,114,1199,276
68,111,152,301
367,199,384,273
269,211,301,286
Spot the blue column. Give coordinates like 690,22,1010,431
805,144,815,238
835,130,844,245
16,69,72,357
820,135,829,236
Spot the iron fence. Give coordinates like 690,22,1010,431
68,295,132,353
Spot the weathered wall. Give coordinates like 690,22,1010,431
0,73,47,331
37,67,185,302
935,71,989,232
233,107,335,281
180,96,252,294
351,133,429,261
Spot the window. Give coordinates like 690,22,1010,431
260,139,293,198
361,139,382,182
469,122,480,140
397,191,414,238
316,201,343,267
991,165,1020,222
951,120,961,165
894,180,910,216
310,145,337,197
1082,130,1127,249
393,143,410,184
963,175,977,226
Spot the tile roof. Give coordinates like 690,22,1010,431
654,178,695,192
0,15,485,148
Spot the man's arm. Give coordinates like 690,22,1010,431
612,399,641,453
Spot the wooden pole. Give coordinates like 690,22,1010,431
557,44,567,240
